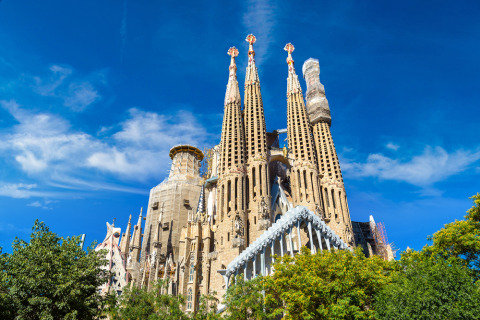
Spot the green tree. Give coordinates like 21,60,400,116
0,220,108,320
375,254,480,320
223,248,395,320
111,280,220,320
190,293,221,320
223,275,266,320
424,193,480,273
111,281,187,319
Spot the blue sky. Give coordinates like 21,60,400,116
0,0,479,254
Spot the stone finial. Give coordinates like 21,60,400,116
246,34,256,61
284,43,295,68
245,35,260,84
225,47,241,104
227,47,239,76
284,43,301,95
227,46,239,58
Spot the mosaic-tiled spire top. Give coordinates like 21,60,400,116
245,34,259,84
225,47,241,105
284,43,302,96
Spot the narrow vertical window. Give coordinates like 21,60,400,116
227,180,232,211
234,178,238,211
187,288,193,310
252,167,256,198
259,165,263,196
325,188,330,207
189,263,194,282
331,189,336,209
246,176,250,209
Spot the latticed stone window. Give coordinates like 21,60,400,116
187,288,193,310
189,262,194,282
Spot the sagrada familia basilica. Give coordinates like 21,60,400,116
95,35,394,311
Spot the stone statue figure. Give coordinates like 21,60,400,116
234,214,244,236
150,250,157,267
259,196,269,219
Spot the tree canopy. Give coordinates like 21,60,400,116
374,253,480,320
221,247,395,320
0,220,108,320
109,280,220,320
423,193,480,273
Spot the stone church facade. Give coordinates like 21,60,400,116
114,35,392,312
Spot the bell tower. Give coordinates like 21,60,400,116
243,34,271,242
284,43,321,212
212,47,247,297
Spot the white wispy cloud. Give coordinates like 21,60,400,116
0,183,37,199
242,0,277,63
33,65,101,112
342,146,480,187
386,142,400,151
27,199,57,209
0,101,209,198
88,108,208,178
34,65,72,96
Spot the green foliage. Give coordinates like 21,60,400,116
223,275,266,320
424,193,480,274
190,293,221,320
223,248,395,320
375,254,480,320
0,220,109,320
110,280,220,320
111,280,186,319
264,247,395,320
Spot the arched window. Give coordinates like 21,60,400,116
189,263,194,282
187,288,193,310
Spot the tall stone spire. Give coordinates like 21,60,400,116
224,47,241,107
245,34,260,84
302,58,354,246
130,207,143,264
218,45,246,230
243,34,271,240
213,46,247,298
284,43,320,212
119,214,132,255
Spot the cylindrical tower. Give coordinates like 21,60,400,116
168,144,204,179
141,144,204,268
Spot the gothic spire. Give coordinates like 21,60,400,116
284,43,302,96
130,207,143,263
219,46,245,174
194,184,205,222
224,47,241,105
119,214,132,255
284,42,320,210
245,34,260,84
